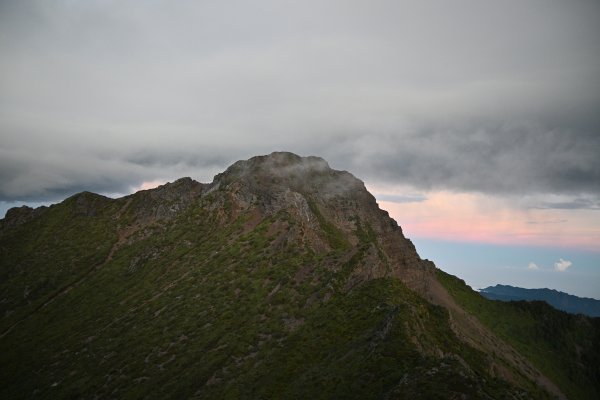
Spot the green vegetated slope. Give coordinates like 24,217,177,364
438,270,600,400
0,152,593,399
0,195,528,399
0,192,119,332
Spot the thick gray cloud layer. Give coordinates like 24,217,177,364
1,0,599,203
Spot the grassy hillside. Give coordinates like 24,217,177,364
0,192,119,333
437,270,600,400
1,190,538,399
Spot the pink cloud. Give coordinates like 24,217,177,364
371,187,600,252
136,180,165,191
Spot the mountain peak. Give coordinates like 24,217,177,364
215,152,330,183
224,152,330,175
1,152,597,399
212,152,364,202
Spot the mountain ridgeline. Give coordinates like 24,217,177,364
480,285,600,318
1,152,598,399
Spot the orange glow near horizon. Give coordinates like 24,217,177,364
368,185,600,252
136,180,165,191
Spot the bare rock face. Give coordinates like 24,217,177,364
206,151,429,292
123,177,207,222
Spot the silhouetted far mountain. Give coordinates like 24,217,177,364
480,284,600,317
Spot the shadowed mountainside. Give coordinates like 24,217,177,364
1,152,598,399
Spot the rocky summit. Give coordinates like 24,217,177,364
1,152,598,399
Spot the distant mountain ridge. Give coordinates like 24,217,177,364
480,284,600,317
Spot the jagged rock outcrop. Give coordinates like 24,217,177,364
1,205,47,231
206,152,427,291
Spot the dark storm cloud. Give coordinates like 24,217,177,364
330,125,600,196
0,141,236,201
1,0,599,204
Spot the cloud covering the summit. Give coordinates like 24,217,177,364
1,0,599,205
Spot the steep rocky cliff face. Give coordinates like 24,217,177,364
0,152,597,399
210,152,425,288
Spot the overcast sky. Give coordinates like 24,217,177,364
1,0,599,202
1,0,599,295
